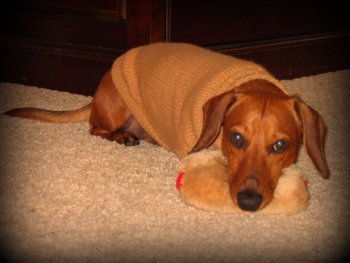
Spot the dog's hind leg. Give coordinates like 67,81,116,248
88,70,147,146
90,117,141,146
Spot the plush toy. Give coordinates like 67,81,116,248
176,150,309,215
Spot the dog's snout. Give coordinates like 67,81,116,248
237,190,263,211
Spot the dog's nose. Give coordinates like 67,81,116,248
237,190,263,211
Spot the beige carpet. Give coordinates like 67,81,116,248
0,70,349,263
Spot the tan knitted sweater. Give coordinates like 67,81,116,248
111,43,287,158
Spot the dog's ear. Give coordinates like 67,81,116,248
294,96,330,179
190,91,238,153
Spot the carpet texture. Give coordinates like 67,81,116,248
0,70,349,263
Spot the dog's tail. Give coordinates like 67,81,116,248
3,103,91,123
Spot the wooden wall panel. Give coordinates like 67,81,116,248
0,0,126,94
169,1,348,46
0,0,349,95
169,0,350,80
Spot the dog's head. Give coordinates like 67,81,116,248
190,80,329,211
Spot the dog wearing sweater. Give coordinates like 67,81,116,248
4,43,330,211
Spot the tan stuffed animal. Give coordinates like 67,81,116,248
176,150,309,215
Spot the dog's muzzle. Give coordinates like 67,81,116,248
237,190,263,211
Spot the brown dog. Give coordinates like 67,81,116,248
4,43,329,212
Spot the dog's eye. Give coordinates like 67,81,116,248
230,132,245,148
271,140,288,153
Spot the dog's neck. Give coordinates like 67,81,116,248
235,79,287,96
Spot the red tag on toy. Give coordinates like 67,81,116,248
176,171,185,190
301,176,309,188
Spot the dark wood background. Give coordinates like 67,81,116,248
1,0,349,95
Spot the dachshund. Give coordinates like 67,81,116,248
4,60,330,212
